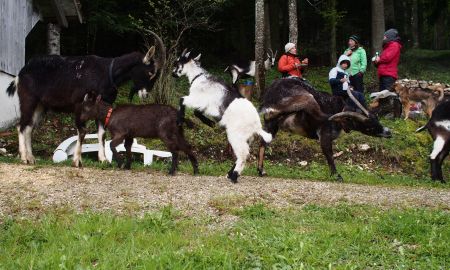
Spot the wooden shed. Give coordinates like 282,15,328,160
0,0,82,131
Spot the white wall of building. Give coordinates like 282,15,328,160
0,72,20,131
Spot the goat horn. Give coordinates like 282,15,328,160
181,48,188,57
347,88,370,116
146,30,166,72
269,48,274,56
143,46,156,64
328,111,368,122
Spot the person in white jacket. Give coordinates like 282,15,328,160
329,55,367,110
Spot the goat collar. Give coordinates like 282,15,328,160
104,107,113,127
190,73,204,84
109,59,118,89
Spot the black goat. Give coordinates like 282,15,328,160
416,100,450,182
6,31,166,167
258,78,392,181
80,93,198,175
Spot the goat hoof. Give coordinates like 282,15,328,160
227,171,239,183
336,174,344,182
72,160,82,168
124,164,131,170
257,168,267,177
27,156,36,165
193,168,199,175
168,170,176,176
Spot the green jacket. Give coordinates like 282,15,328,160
343,46,367,76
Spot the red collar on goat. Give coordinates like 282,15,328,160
104,107,113,127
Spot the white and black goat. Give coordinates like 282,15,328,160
416,100,450,182
172,49,273,183
224,49,277,85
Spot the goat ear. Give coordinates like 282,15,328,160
185,51,191,58
267,53,271,58
143,46,156,64
96,95,102,103
83,93,90,102
148,71,156,80
193,53,201,61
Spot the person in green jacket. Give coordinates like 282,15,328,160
344,35,367,93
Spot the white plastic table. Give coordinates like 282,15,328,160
52,134,171,166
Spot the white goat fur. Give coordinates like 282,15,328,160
175,56,272,176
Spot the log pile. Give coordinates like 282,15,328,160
396,79,450,94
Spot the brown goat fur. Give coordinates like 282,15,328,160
80,93,198,175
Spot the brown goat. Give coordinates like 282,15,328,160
80,93,198,175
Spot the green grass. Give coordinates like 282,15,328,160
0,204,448,269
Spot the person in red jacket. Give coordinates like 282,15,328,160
374,29,402,91
278,42,309,78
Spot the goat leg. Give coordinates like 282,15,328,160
110,136,125,169
319,127,343,182
257,119,279,177
257,142,267,177
168,152,179,176
177,97,186,126
194,110,215,127
124,137,133,170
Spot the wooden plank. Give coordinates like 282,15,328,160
0,0,41,75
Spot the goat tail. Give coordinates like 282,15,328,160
415,124,427,133
257,129,273,143
6,77,18,97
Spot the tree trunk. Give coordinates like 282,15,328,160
371,0,385,55
433,11,446,50
402,0,410,45
288,0,298,44
269,0,281,53
264,0,271,51
384,0,395,28
329,0,337,65
255,0,266,98
411,0,419,48
47,23,61,55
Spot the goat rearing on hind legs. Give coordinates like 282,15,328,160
172,49,272,183
6,31,166,167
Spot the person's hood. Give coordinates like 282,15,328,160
383,28,401,46
383,40,403,49
336,55,351,72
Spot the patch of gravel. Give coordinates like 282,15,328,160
0,163,449,219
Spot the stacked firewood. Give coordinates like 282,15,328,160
396,79,450,94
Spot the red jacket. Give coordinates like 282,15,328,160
377,41,402,79
278,54,303,77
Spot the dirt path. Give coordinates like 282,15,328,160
0,163,449,218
